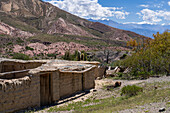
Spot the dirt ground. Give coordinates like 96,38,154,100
35,76,170,113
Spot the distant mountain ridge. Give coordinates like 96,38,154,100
89,19,170,38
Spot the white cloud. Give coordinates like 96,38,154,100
168,1,170,6
140,9,162,22
137,9,170,23
123,21,157,25
140,4,149,8
153,4,163,8
101,18,110,21
46,0,129,20
114,11,129,19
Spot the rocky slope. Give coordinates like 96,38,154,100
0,22,34,37
47,18,95,37
13,42,91,56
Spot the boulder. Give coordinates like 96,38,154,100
114,81,121,87
159,107,165,112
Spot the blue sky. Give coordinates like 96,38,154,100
43,0,170,25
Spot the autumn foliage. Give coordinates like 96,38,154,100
119,31,170,76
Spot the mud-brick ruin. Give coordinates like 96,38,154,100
0,58,105,112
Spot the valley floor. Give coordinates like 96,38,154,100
33,76,170,113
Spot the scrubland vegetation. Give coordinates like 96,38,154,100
114,31,170,78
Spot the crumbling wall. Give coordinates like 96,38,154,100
0,59,97,112
1,61,45,72
0,70,29,79
0,75,40,113
59,72,82,98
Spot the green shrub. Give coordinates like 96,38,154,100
63,51,71,60
7,42,12,46
12,53,31,60
16,37,24,44
47,53,57,58
121,85,143,97
120,54,127,59
25,46,34,51
117,72,123,77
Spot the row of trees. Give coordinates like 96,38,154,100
117,31,170,76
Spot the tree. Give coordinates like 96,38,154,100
63,50,88,61
119,31,170,76
127,39,138,51
63,51,71,60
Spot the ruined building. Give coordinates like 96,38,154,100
0,58,104,112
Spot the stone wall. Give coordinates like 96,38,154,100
0,75,40,113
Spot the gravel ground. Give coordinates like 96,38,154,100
117,76,170,113
119,102,170,113
146,76,170,83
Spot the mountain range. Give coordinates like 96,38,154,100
0,0,149,59
89,19,170,38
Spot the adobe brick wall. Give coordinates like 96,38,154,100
1,61,45,72
0,59,98,112
51,71,60,102
78,61,100,79
59,72,82,98
83,68,95,90
97,67,106,78
94,67,99,78
0,63,2,73
0,70,29,79
0,75,40,113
